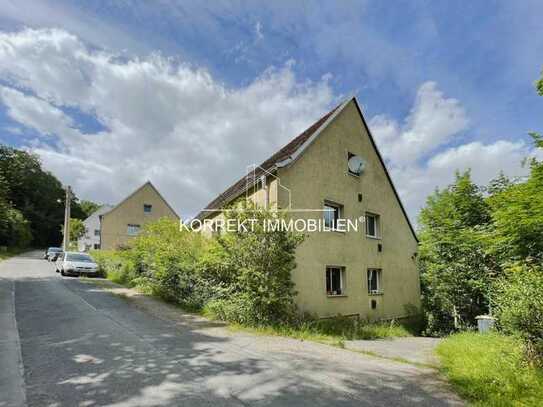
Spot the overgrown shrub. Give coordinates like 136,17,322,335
129,218,215,309
94,208,303,325
493,263,543,357
202,205,304,325
91,250,137,284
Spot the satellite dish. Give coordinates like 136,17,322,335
348,155,365,175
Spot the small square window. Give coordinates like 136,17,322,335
144,204,152,213
367,268,382,294
365,213,380,238
326,266,345,296
324,202,343,230
94,229,100,236
127,224,141,236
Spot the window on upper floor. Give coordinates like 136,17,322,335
127,224,141,236
94,229,100,236
326,266,345,296
367,268,382,294
144,204,152,214
324,202,343,230
365,212,380,238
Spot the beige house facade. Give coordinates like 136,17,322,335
197,98,420,320
98,181,179,250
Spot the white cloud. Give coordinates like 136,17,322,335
255,21,264,41
0,28,334,218
0,0,148,53
370,82,540,225
0,87,80,141
370,81,469,164
1,29,538,227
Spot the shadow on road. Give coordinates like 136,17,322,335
3,253,462,406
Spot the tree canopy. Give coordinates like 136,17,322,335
418,71,543,337
0,144,86,247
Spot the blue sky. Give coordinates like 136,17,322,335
0,0,542,221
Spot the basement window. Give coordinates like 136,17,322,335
365,212,380,238
367,268,382,294
326,266,345,296
127,224,141,236
144,204,152,214
324,202,343,230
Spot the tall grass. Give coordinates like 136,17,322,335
437,332,543,406
208,312,414,345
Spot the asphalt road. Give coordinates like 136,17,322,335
0,251,462,406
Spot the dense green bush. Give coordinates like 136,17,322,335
493,263,543,356
206,206,304,325
129,219,213,309
91,249,137,283
94,206,304,325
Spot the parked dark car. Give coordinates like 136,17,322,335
44,247,63,261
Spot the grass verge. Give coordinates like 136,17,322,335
436,331,543,406
97,266,414,344
215,315,414,347
0,247,29,262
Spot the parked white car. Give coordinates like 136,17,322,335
56,252,99,277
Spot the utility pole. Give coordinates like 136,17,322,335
62,186,72,251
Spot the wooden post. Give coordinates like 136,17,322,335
62,186,72,251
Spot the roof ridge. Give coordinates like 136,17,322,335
196,101,345,219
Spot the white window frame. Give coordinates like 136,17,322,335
127,224,141,236
324,201,343,231
326,266,345,296
367,268,382,294
365,212,380,238
143,204,152,214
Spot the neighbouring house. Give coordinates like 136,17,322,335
79,181,180,251
196,97,420,319
78,204,114,251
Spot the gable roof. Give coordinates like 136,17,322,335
196,97,418,242
83,204,114,224
196,100,346,219
102,181,180,220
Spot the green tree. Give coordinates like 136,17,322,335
0,145,64,246
418,171,496,334
6,208,32,247
69,218,86,242
79,200,101,218
0,173,11,244
486,137,543,263
0,144,88,247
493,263,543,355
